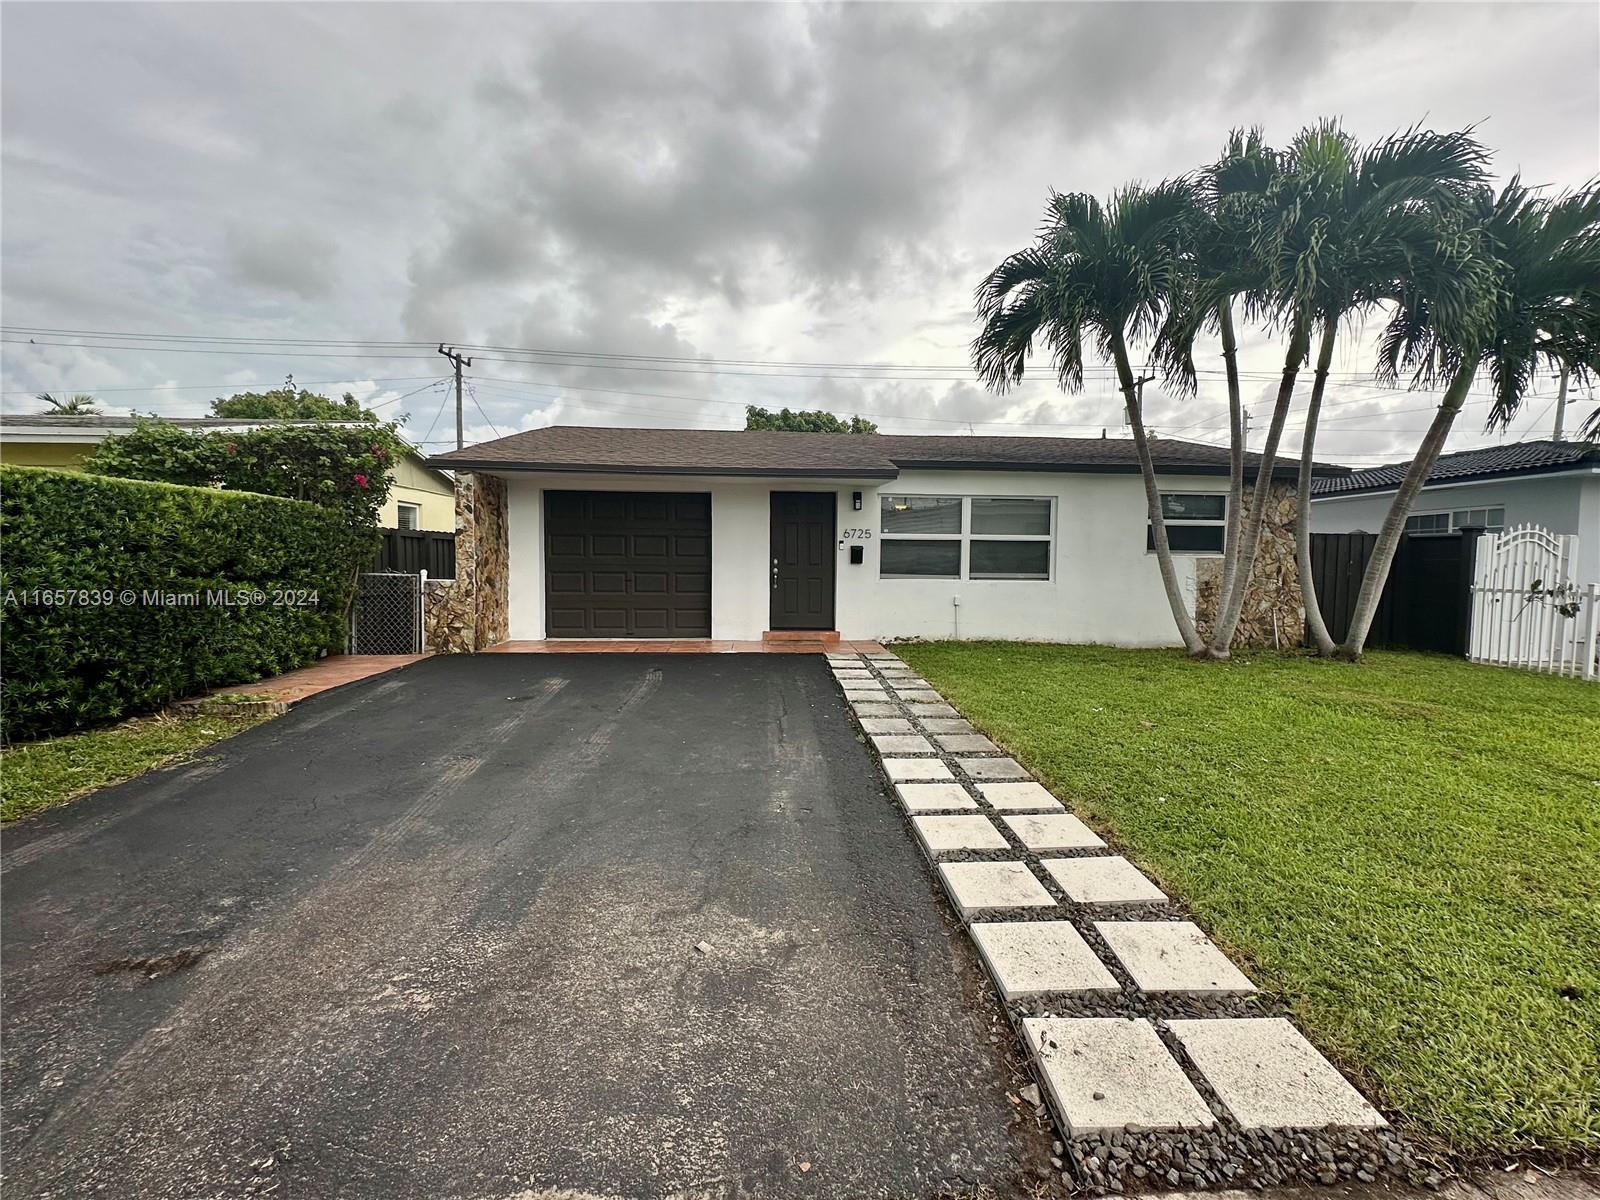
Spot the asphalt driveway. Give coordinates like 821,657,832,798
2,654,1047,1199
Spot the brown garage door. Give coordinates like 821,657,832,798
545,490,712,638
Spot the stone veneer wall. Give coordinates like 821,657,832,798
423,473,510,654
1193,481,1304,650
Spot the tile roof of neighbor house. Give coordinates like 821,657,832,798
428,425,1343,480
1311,439,1600,497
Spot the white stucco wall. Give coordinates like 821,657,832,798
501,469,1227,645
1310,468,1600,581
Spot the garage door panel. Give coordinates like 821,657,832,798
544,490,712,638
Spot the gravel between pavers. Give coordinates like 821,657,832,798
830,650,1439,1196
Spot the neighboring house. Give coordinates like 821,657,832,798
427,426,1326,646
1311,439,1600,582
0,415,456,532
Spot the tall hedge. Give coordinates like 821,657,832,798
1,466,375,741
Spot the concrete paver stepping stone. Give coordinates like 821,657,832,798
1166,1018,1386,1130
936,733,1000,754
1002,812,1106,852
842,684,887,697
832,670,874,681
1023,1017,1216,1136
894,688,943,702
858,718,913,735
959,757,1030,781
911,814,1009,855
977,782,1066,812
1095,922,1256,995
882,757,953,782
970,921,1119,999
895,783,978,812
866,652,900,660
920,718,976,735
938,861,1054,916
1043,856,1166,905
850,702,899,718
905,702,960,719
826,654,861,663
871,733,937,755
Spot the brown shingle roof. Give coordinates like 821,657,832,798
427,426,1328,480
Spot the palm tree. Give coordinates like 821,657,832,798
974,181,1206,654
1250,122,1490,654
1340,179,1600,659
1155,130,1281,653
35,392,101,415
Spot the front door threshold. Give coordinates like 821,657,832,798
762,629,841,644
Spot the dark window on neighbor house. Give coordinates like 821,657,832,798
1147,492,1226,554
397,501,421,531
1404,506,1505,536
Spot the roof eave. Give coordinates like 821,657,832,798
423,458,900,479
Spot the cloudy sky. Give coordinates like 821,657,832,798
3,1,1597,465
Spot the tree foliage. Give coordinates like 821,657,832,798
35,392,101,415
745,405,878,434
210,381,374,422
83,420,407,529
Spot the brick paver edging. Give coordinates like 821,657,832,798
827,651,1442,1195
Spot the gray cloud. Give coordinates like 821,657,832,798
3,2,1597,460
224,224,339,300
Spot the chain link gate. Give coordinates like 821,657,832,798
348,571,425,655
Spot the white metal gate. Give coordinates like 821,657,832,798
1468,526,1598,681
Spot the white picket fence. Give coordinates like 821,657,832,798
1468,525,1598,681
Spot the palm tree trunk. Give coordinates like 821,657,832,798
1113,332,1204,654
1206,314,1310,658
1211,300,1247,648
1299,320,1338,656
1338,355,1480,660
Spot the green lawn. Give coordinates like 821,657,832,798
1,711,271,822
897,643,1600,1159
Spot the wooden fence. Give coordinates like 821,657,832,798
371,528,456,579
1309,529,1479,656
1468,526,1597,681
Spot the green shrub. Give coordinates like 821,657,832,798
84,420,405,529
1,466,374,741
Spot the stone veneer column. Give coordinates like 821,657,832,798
1193,481,1305,650
422,472,507,654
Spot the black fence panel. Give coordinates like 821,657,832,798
1310,528,1480,655
372,528,456,578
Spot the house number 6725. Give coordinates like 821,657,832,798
841,528,873,540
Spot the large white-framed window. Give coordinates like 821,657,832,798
1147,492,1226,554
396,501,421,531
879,494,1053,580
1404,506,1505,536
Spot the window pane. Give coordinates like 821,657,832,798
970,540,1049,578
397,504,419,531
1148,524,1225,552
1160,493,1226,521
881,495,962,534
880,539,961,577
1406,513,1449,534
971,497,1050,535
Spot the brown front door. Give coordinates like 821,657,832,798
769,492,835,631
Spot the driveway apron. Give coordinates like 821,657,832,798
1,654,1046,1199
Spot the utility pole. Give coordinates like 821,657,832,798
1553,364,1570,441
437,344,473,450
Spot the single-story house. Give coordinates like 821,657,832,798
0,414,457,532
1310,438,1600,582
427,426,1328,647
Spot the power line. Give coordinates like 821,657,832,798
0,374,440,397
